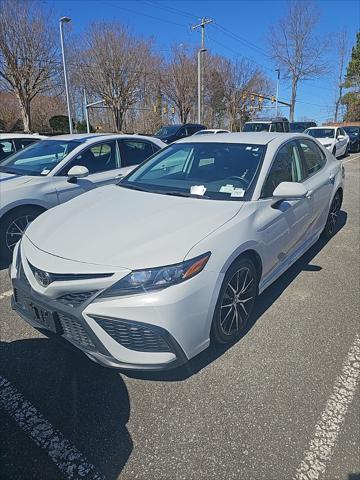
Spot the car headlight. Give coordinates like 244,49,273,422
99,252,211,298
324,143,331,148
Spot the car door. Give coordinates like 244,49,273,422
117,139,160,178
297,138,333,236
257,140,312,278
53,140,121,204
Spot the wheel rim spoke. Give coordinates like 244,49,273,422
6,215,35,251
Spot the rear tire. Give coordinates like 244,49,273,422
321,191,342,239
211,257,258,344
0,206,44,264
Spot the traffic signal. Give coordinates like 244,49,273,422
271,95,276,103
242,93,247,101
251,94,255,102
162,106,167,114
171,106,175,114
153,105,158,113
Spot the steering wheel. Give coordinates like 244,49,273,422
226,176,250,188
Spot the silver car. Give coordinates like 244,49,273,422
0,133,165,261
11,133,345,370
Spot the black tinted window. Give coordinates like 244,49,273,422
67,141,117,174
120,140,154,167
14,139,39,150
262,142,303,198
298,140,326,178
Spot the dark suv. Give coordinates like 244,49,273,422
154,123,206,143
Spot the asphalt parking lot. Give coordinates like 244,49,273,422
0,153,359,480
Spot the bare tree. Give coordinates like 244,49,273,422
162,46,197,124
0,0,58,132
268,0,328,121
77,23,153,132
334,30,348,122
220,58,268,131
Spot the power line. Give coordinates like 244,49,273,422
214,23,269,59
142,0,199,20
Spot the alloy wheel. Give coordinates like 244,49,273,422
219,267,256,336
327,194,341,236
6,214,36,251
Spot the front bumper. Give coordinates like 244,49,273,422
11,242,218,370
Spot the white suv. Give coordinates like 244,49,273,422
0,133,165,261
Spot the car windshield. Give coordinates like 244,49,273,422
154,126,179,137
0,140,79,176
243,123,270,132
120,142,266,201
290,123,308,133
343,127,359,135
305,128,335,138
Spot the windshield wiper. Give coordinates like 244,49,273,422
0,166,20,175
162,190,211,199
118,183,154,193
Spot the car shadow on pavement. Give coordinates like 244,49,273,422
124,210,348,382
0,338,132,480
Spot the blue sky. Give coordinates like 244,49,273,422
50,0,360,122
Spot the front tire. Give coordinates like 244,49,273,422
321,191,342,239
0,206,44,263
211,257,258,344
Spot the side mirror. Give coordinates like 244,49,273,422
272,181,308,200
67,165,89,179
337,135,345,140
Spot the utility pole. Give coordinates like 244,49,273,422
275,68,280,117
59,17,73,134
192,17,214,124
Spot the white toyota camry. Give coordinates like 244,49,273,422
11,132,344,370
0,133,165,261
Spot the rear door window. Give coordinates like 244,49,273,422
14,138,39,150
63,141,118,175
0,140,15,161
119,140,155,167
298,139,326,178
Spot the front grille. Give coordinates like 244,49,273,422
94,317,171,353
56,291,97,307
57,313,96,351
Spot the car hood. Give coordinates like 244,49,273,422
25,185,243,269
0,172,33,188
316,137,334,145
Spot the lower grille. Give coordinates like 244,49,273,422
94,317,171,353
56,291,97,307
57,313,96,351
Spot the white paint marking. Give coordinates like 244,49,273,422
0,376,105,480
294,334,360,480
342,154,360,164
0,290,12,301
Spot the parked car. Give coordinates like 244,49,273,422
304,126,349,158
193,129,230,135
242,117,290,133
343,126,360,153
290,121,317,133
11,132,344,370
0,133,165,261
0,133,46,161
154,124,206,143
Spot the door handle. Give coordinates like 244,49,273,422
329,173,335,184
306,190,313,199
115,174,124,180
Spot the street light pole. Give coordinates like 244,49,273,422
275,68,280,117
197,48,206,124
59,16,73,134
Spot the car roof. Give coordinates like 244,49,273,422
175,132,304,145
0,133,46,139
45,133,165,146
306,126,336,130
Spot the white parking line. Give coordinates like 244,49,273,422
0,376,105,480
0,290,12,301
294,334,360,480
342,154,360,164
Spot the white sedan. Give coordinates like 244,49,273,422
0,133,165,261
0,133,46,161
193,129,230,135
11,132,344,370
304,126,350,158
